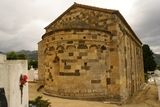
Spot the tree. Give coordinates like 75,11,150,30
28,60,38,69
142,44,157,73
17,53,27,59
7,51,17,60
29,96,51,107
7,51,27,60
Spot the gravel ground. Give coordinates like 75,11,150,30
29,82,160,107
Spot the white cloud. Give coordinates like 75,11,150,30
0,0,159,54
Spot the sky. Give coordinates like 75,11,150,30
0,0,160,54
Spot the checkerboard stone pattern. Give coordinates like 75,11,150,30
38,3,144,102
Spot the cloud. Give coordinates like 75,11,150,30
0,0,159,54
0,0,75,52
0,0,47,52
127,0,160,53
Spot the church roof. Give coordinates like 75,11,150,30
44,3,142,44
45,3,117,29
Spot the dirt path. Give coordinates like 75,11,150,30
123,84,160,107
29,82,160,107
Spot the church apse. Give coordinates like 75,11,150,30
38,3,144,101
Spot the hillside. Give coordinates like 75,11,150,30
0,51,4,54
3,50,160,66
154,54,160,65
16,50,38,61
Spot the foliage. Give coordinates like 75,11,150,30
28,60,38,69
6,50,38,69
144,73,149,82
7,51,17,60
17,53,27,59
142,44,157,73
7,51,26,60
29,96,51,107
16,50,38,60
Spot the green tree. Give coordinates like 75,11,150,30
142,44,157,73
7,51,27,60
29,96,51,107
17,53,27,59
7,51,17,60
28,60,38,69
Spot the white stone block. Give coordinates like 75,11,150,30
0,54,6,63
0,58,28,107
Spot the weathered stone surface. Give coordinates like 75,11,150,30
38,3,144,102
0,54,28,107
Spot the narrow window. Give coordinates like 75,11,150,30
110,65,113,69
106,78,111,85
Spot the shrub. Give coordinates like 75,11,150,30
29,96,51,107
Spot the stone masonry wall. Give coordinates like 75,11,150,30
38,4,144,101
115,16,144,101
40,30,116,99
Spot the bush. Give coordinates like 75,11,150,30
28,60,38,70
29,96,51,107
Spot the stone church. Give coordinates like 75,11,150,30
38,3,144,102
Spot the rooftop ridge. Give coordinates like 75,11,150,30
45,3,117,29
44,3,142,44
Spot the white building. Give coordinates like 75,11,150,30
0,54,28,107
28,66,38,82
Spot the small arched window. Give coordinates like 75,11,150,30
44,48,48,54
53,55,60,63
77,44,88,49
66,45,76,51
56,45,64,53
101,45,107,52
49,46,55,51
89,45,98,52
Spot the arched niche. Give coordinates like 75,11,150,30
101,45,107,52
44,48,48,54
44,46,55,55
53,55,60,63
89,45,98,52
52,55,60,75
56,45,65,53
77,44,88,49
49,46,55,51
66,45,76,51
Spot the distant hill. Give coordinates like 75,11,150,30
1,50,38,60
0,51,4,54
154,54,160,65
16,50,38,61
4,50,160,66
